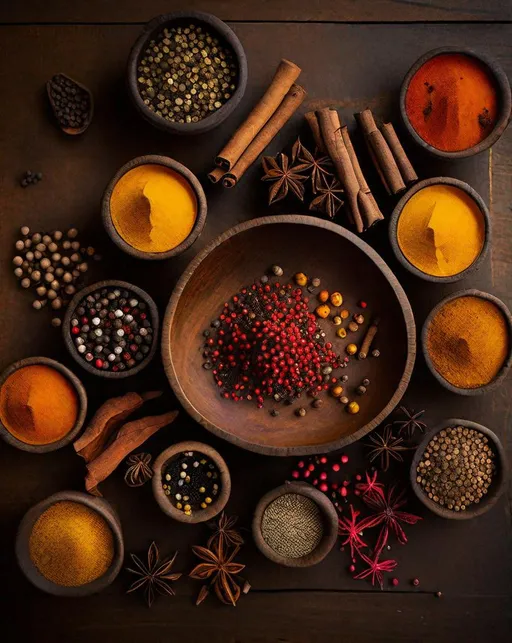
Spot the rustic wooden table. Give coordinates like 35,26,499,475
1,2,511,642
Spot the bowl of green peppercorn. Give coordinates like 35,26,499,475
127,11,248,135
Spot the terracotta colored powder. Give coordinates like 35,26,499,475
427,296,509,389
110,164,197,253
405,53,499,152
29,501,114,587
397,184,485,277
0,365,78,445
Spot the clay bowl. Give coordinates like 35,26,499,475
410,419,507,520
400,46,511,159
162,215,416,456
46,73,94,135
63,280,159,379
389,177,491,283
152,441,231,524
16,490,124,596
127,11,248,135
252,482,338,567
102,155,207,260
0,356,87,453
422,289,512,395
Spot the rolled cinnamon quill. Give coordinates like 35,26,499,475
222,84,307,188
215,59,301,170
358,317,380,360
305,111,326,153
207,166,227,184
381,122,418,185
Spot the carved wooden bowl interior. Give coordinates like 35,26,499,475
162,216,416,456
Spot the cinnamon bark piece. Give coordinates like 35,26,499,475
381,122,418,185
358,318,380,359
207,166,227,184
305,111,326,153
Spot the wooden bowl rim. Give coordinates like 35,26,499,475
389,176,491,283
101,155,207,261
421,288,512,395
46,73,94,135
62,279,160,379
16,490,124,596
126,10,248,135
252,481,338,567
409,419,508,520
152,440,231,524
161,214,417,456
399,46,512,159
0,356,87,453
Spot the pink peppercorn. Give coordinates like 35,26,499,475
340,487,348,497
292,471,299,479
308,464,315,472
312,479,318,486
320,472,328,480
332,463,340,472
413,578,420,587
341,454,349,464
359,300,367,309
355,474,362,481
319,483,328,492
303,470,311,479
297,461,305,469
320,456,328,464
391,578,399,587
349,564,356,573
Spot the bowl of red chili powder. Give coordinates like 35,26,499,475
400,47,511,158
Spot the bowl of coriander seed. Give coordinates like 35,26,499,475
127,11,248,135
410,418,507,520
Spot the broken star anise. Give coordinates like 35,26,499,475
190,540,246,607
207,511,244,552
124,452,153,487
309,175,344,219
261,152,308,205
126,541,182,607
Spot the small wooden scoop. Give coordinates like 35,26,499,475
46,73,94,135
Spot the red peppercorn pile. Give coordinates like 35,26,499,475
202,279,347,408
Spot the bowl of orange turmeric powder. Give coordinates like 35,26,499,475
400,47,511,159
102,154,207,260
0,356,87,453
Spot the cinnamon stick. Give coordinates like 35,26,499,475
358,317,380,360
74,391,162,463
305,111,326,153
355,109,406,195
207,166,227,184
381,122,418,185
85,410,178,496
222,84,307,188
215,59,301,170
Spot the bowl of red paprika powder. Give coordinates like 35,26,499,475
400,47,511,159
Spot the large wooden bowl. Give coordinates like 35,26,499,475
162,216,416,456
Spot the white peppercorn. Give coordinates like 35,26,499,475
21,278,31,288
15,240,25,251
20,226,30,236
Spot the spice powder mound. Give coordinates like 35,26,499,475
29,501,114,587
261,493,324,558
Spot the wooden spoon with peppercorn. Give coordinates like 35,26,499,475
46,73,94,135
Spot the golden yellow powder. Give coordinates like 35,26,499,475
29,501,114,587
397,185,485,277
110,164,197,253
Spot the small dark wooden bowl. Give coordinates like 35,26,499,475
422,289,512,395
102,155,207,261
46,73,94,135
410,419,507,520
400,47,511,159
252,482,338,567
63,280,159,379
152,441,231,524
162,215,416,456
127,11,248,135
16,490,124,596
0,356,87,453
389,177,491,283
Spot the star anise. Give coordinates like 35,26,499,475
189,540,246,606
366,425,411,472
354,548,398,590
309,175,344,219
124,452,153,487
261,153,308,205
126,542,182,607
355,470,385,500
291,137,334,193
393,406,427,439
338,505,380,560
363,484,422,546
207,512,244,551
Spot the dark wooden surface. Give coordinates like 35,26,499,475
0,5,511,643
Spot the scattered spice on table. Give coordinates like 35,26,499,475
0,364,78,445
47,74,92,132
261,493,324,558
110,164,197,253
29,501,114,587
366,425,410,472
20,170,43,188
161,450,221,516
416,426,496,511
393,406,427,439
397,184,485,277
124,452,153,487
426,295,509,389
69,285,155,373
126,541,181,607
405,53,499,152
137,22,237,124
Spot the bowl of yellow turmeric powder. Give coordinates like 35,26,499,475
0,356,87,453
102,155,207,260
16,490,124,596
389,177,490,283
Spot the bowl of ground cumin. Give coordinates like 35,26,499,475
400,47,511,158
422,289,512,395
16,490,124,596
